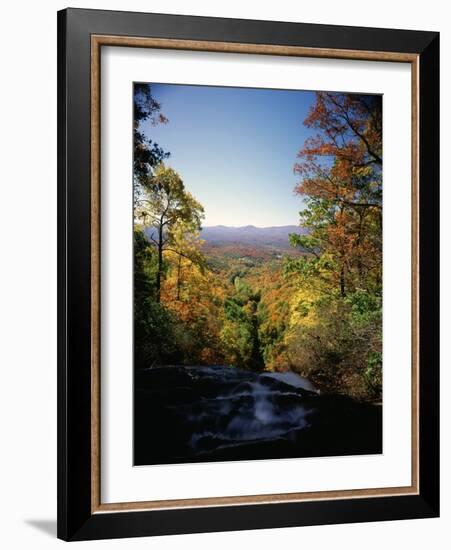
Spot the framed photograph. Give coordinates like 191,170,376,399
57,8,439,541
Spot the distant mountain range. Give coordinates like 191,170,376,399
200,225,306,249
144,225,307,250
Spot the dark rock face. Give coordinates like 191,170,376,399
134,365,382,465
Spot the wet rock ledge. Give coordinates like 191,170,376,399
134,365,382,465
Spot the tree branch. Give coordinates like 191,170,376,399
325,94,382,165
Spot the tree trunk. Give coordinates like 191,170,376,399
356,210,365,288
340,264,346,297
176,254,182,301
156,222,163,303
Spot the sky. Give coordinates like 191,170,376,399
140,84,317,227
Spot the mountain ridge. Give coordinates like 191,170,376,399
200,224,306,249
144,224,307,250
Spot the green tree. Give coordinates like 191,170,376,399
133,83,170,201
136,164,204,302
133,227,177,369
221,278,264,371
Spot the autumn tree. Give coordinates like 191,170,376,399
290,92,382,297
163,255,226,365
167,223,206,301
136,164,204,302
285,92,383,398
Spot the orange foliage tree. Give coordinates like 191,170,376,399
285,92,383,398
291,92,382,297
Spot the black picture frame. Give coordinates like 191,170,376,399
57,7,439,541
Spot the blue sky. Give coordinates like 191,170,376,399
141,84,316,227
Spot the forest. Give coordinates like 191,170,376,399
133,84,382,402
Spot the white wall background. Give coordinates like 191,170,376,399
0,0,448,547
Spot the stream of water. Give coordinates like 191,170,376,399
134,365,382,465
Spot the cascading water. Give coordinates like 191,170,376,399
134,365,382,465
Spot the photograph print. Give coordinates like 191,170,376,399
133,82,383,466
